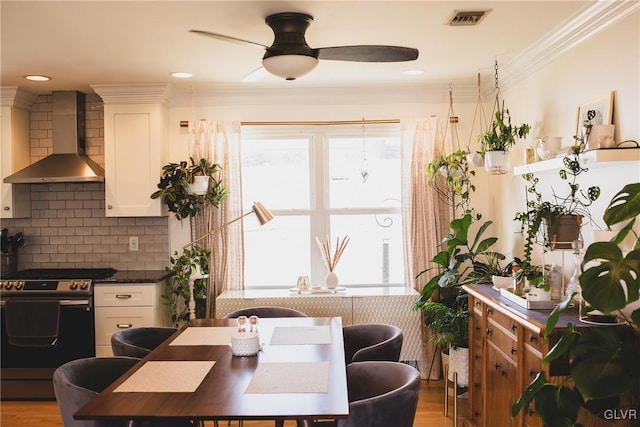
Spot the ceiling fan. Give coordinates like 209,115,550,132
190,12,419,81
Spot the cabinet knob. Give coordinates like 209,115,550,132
494,362,501,370
529,334,538,343
474,382,480,388
511,347,517,355
3,206,9,211
475,300,481,307
511,323,517,331
486,328,493,336
474,326,480,332
116,294,132,299
474,354,481,361
474,411,481,418
486,308,493,315
501,370,507,377
529,369,537,377
107,204,113,209
528,409,536,416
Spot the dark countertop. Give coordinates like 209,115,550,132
95,270,170,284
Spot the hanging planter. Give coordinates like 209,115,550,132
483,150,510,175
466,152,484,167
187,175,210,195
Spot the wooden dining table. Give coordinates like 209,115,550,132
74,317,349,424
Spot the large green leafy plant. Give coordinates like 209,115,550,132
414,214,504,348
513,182,640,426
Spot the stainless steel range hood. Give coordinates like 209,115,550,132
3,91,105,183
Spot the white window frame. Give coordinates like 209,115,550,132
241,123,403,289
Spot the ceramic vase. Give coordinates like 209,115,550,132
324,271,338,289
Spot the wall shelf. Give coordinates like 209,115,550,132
513,148,640,175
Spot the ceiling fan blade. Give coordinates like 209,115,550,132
316,45,419,62
241,66,269,82
189,29,269,50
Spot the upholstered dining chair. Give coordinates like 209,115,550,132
342,323,403,363
111,327,178,359
53,356,198,427
305,361,421,427
223,306,308,319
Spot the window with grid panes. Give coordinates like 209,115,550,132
241,124,404,289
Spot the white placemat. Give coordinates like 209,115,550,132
114,361,215,393
245,362,329,394
269,326,331,345
169,327,237,346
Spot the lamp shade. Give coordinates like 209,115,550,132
252,201,274,225
262,54,318,80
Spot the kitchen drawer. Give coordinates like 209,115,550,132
94,306,155,346
94,283,155,307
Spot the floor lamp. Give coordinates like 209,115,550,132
184,202,274,319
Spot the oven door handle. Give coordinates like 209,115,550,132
0,299,90,307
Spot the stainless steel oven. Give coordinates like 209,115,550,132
0,268,115,400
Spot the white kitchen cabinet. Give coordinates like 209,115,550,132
92,84,170,217
94,282,169,356
0,87,36,218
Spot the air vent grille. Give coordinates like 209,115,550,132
449,10,489,26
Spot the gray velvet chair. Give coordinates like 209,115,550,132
342,323,403,363
53,356,199,427
111,327,178,359
223,306,308,319
307,361,421,427
53,356,138,427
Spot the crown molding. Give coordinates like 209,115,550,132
500,0,639,89
0,86,38,110
91,83,173,106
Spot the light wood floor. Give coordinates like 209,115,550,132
0,379,467,427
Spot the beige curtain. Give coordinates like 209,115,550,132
401,117,454,379
190,120,244,318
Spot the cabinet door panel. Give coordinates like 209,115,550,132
485,344,518,427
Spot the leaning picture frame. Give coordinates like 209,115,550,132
575,91,614,142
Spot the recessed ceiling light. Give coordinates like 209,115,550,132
171,72,193,78
403,69,425,76
24,75,51,82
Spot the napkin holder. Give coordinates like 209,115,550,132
231,332,260,357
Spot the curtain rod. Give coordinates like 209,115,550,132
240,119,400,126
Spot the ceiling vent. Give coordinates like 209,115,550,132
448,10,489,26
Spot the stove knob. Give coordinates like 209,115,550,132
15,281,24,290
80,280,90,290
0,280,5,289
5,281,14,290
70,281,79,290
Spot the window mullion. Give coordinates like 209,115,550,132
310,132,328,285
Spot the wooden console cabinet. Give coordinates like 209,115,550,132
463,284,635,427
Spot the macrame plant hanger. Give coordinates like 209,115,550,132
466,73,489,167
443,84,461,154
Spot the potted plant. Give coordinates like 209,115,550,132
512,182,640,426
515,145,601,253
162,245,210,325
151,157,227,220
479,109,531,174
426,149,477,218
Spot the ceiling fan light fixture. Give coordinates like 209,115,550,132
262,54,318,81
